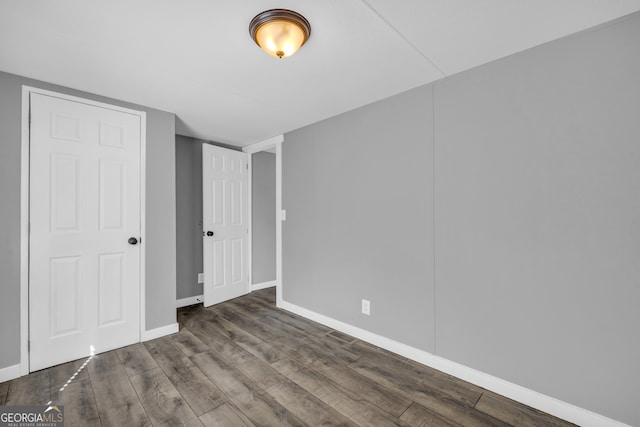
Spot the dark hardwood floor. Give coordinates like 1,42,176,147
1,288,576,426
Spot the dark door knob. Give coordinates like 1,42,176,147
206,231,214,237
128,237,138,245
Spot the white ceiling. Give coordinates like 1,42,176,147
1,1,639,147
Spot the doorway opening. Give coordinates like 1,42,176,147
250,149,277,290
244,136,283,306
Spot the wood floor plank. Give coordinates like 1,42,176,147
269,337,330,367
271,334,360,368
349,341,482,406
199,402,255,427
326,329,359,344
399,402,460,427
226,295,332,337
265,380,359,427
49,357,91,392
214,304,288,343
169,328,210,357
225,295,332,344
192,310,283,364
265,308,334,338
401,357,487,405
187,320,285,390
300,357,412,418
130,366,203,427
49,358,101,427
348,358,510,427
348,340,413,366
475,391,577,427
264,317,361,365
221,305,360,367
177,304,202,328
0,380,9,405
226,293,277,317
144,337,225,417
88,351,152,426
4,369,50,406
254,310,316,341
249,288,276,304
190,351,304,427
272,357,410,427
305,332,362,364
270,308,334,336
116,343,159,377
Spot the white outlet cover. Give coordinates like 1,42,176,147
197,273,204,284
281,210,287,221
361,299,371,315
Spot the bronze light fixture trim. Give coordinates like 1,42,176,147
249,9,311,59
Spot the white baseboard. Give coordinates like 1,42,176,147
278,300,629,427
252,281,276,291
176,295,203,308
141,323,179,342
0,363,21,383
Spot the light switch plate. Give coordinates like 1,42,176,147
281,210,287,221
197,273,204,284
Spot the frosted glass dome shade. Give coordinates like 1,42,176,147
250,10,311,59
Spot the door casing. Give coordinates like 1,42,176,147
19,86,147,375
243,135,283,307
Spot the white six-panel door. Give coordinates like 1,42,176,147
29,92,142,371
202,144,249,306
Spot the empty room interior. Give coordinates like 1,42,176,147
1,1,639,426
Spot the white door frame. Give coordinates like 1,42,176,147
243,135,284,307
19,86,147,375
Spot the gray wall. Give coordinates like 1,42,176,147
0,72,23,370
282,12,640,426
284,85,435,352
0,70,177,369
175,135,204,299
144,105,177,331
252,152,276,285
433,14,640,424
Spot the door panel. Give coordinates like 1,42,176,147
50,256,81,336
51,154,80,231
99,160,125,230
202,145,248,306
29,93,142,371
98,253,125,325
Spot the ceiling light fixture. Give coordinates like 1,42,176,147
249,9,311,59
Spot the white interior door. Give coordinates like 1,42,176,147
202,144,249,306
29,92,142,371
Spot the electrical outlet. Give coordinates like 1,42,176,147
361,299,370,315
281,210,287,221
198,273,204,284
